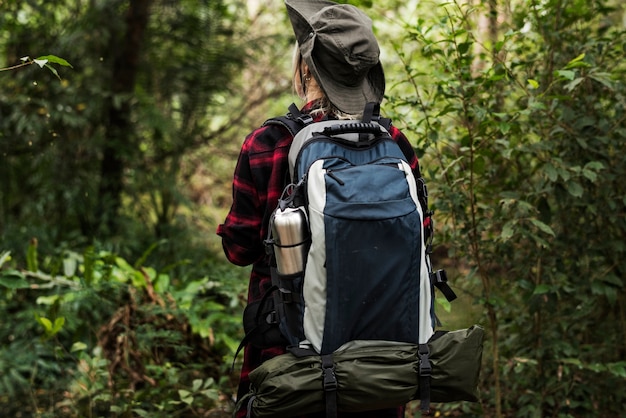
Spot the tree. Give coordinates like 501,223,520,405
391,0,626,416
0,0,250,262
96,0,153,236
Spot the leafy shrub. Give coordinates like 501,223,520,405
391,0,626,417
0,241,246,417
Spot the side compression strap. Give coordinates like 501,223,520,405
430,269,457,302
322,354,338,418
232,285,281,370
418,343,432,415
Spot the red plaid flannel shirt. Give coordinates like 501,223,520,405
217,101,420,418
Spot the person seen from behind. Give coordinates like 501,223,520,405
217,1,424,416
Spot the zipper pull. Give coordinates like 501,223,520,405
327,171,345,185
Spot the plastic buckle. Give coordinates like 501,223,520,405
430,269,448,285
323,366,337,391
417,177,429,199
265,311,278,325
322,355,338,391
297,114,313,125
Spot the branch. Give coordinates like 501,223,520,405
0,55,72,79
23,270,82,290
0,61,33,72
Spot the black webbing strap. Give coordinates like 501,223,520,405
262,103,313,138
362,102,378,123
287,103,313,125
232,285,281,371
361,102,380,142
418,343,432,415
321,354,338,418
430,269,458,302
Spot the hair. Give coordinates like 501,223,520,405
291,43,360,120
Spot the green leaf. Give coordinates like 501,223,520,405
201,388,219,400
36,295,60,305
26,240,39,272
555,70,576,80
71,342,88,352
533,284,550,295
115,256,146,287
63,256,78,277
473,155,486,174
566,181,584,198
562,358,583,368
36,315,53,333
582,167,598,182
565,77,585,92
44,64,61,80
527,79,539,89
436,296,452,313
83,246,95,285
35,55,73,68
192,379,203,392
557,167,571,181
500,221,516,241
178,389,194,405
584,161,604,171
530,219,555,236
457,42,471,55
587,363,607,373
0,270,29,289
564,53,587,69
528,99,546,110
602,274,623,287
544,164,558,182
0,250,11,268
589,72,614,90
607,362,626,378
52,317,65,334
604,286,617,305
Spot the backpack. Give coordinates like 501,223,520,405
237,103,482,417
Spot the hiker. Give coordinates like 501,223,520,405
217,1,423,416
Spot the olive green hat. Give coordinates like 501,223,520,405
285,0,385,114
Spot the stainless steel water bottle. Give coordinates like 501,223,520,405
270,206,309,276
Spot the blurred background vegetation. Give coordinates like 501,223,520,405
1,0,625,416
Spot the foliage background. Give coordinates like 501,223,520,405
1,0,625,417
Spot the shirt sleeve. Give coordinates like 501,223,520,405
217,123,292,267
217,133,266,266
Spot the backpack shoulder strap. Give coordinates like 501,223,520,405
263,103,314,137
362,101,392,131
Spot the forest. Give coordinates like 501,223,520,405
1,0,625,416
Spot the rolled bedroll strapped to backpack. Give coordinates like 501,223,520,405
237,326,484,418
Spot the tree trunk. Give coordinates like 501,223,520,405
95,0,152,236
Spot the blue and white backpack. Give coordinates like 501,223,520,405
238,103,479,417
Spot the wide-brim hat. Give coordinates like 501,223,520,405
285,0,385,114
